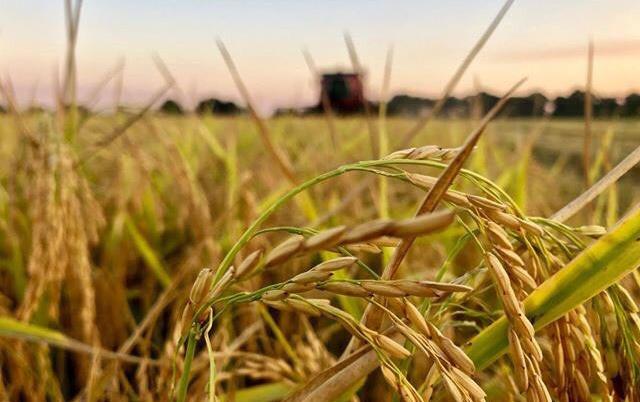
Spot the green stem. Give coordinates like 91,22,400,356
176,327,198,402
213,165,349,283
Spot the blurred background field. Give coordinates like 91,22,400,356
0,107,638,400
4,113,634,218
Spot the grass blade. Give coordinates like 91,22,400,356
0,316,154,365
124,215,172,288
552,143,640,223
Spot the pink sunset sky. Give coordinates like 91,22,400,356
1,0,640,114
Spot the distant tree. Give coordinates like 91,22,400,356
196,98,243,115
25,106,47,114
621,94,640,117
593,97,619,118
553,91,622,118
505,93,548,117
274,107,308,117
387,95,435,116
335,90,640,119
465,92,499,116
0,104,6,114
443,97,468,118
159,99,184,115
552,90,585,117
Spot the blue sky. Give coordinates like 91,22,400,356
1,1,640,112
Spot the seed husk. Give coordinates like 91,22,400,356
378,365,403,395
264,235,305,268
410,145,441,159
428,322,475,374
486,253,511,290
574,371,590,401
495,247,525,267
371,236,401,247
262,289,288,301
444,191,474,209
508,329,528,391
384,147,416,160
519,331,543,362
312,256,358,272
441,336,476,374
235,249,263,279
532,374,552,402
501,288,522,319
597,291,615,313
341,219,393,244
317,282,370,297
399,384,418,402
508,317,534,348
391,280,439,297
286,299,322,317
387,210,454,237
345,243,382,254
406,173,473,208
404,301,431,337
262,300,292,311
509,265,537,290
361,281,406,297
451,366,486,401
304,226,347,250
552,336,565,389
442,373,465,402
189,268,215,305
467,194,506,211
290,270,333,284
486,209,521,231
526,387,540,402
375,334,412,359
519,219,544,236
282,282,316,293
486,221,512,249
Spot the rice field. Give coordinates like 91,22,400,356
1,107,640,402
3,1,640,401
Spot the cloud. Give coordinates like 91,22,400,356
493,39,640,61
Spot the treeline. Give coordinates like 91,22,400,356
0,98,246,116
160,91,640,117
4,91,640,118
129,90,640,118
158,98,245,115
386,91,640,118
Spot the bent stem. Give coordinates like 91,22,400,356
213,157,517,284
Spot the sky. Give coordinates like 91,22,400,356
1,0,640,114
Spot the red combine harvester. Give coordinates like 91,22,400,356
319,72,365,114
